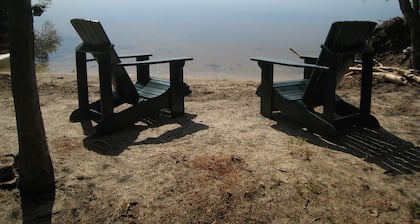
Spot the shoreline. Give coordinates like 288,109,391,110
26,69,304,82
2,71,417,146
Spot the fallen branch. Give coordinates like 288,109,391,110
348,63,419,85
291,51,420,85
289,48,302,57
373,58,384,67
374,72,408,85
405,74,420,83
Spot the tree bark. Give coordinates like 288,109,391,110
410,20,420,70
399,0,420,70
7,0,55,195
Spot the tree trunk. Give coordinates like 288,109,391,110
7,0,55,195
399,0,420,70
411,21,420,70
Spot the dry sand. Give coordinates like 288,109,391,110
0,72,419,223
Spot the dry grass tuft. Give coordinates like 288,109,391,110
287,137,313,161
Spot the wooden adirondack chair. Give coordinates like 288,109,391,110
69,18,193,135
251,21,380,138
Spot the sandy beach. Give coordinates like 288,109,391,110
0,72,419,223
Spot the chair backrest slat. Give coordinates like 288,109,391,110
303,21,377,106
71,18,139,104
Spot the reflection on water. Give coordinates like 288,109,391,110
34,0,401,79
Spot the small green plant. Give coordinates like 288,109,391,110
410,202,420,220
305,182,321,195
295,180,322,198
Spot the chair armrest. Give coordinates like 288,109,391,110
118,54,153,59
117,57,193,66
251,57,329,70
85,54,153,63
299,55,318,62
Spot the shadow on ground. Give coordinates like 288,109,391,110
271,113,420,175
81,113,208,156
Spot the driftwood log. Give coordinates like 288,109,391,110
348,60,419,85
288,48,419,85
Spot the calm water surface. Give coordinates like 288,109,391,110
34,0,401,79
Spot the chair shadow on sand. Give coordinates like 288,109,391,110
81,113,208,156
16,114,206,223
271,113,420,175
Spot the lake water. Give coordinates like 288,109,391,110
34,0,401,80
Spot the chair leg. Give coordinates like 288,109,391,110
360,52,374,118
170,61,186,117
97,51,114,120
303,57,317,79
359,52,380,128
75,50,89,120
136,55,150,85
322,55,338,123
258,62,274,118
